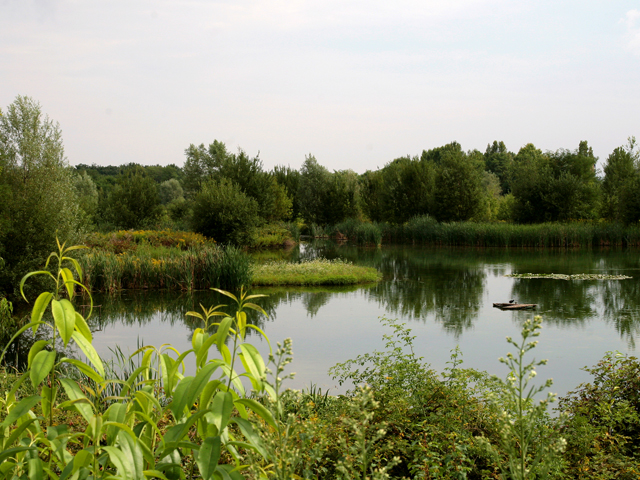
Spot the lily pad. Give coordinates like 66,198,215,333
505,273,632,280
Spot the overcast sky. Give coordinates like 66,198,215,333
2,0,640,173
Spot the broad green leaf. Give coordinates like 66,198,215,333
235,398,277,430
31,292,53,330
239,344,266,384
114,428,145,480
71,331,104,377
0,396,42,428
216,464,245,480
230,418,269,459
41,384,57,423
120,365,152,398
196,333,219,367
19,271,56,301
0,446,37,465
243,302,268,317
30,350,55,388
61,267,75,299
236,311,247,340
2,417,37,451
216,316,233,353
199,376,223,411
143,470,170,480
168,377,194,420
210,288,238,302
74,313,92,342
59,378,94,424
192,328,204,353
59,358,104,384
51,299,76,347
197,436,221,480
28,456,44,480
182,362,221,413
62,256,83,279
27,340,50,369
210,391,234,432
103,446,134,480
71,450,93,473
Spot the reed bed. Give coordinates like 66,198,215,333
79,244,251,292
85,229,209,253
334,219,382,246
376,217,640,248
251,258,381,286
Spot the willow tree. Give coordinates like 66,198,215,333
0,96,83,294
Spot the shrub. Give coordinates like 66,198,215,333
557,352,640,478
191,178,260,245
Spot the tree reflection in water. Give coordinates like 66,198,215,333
86,242,640,346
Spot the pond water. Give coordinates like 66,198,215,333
87,243,640,400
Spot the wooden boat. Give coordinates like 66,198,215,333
493,303,537,310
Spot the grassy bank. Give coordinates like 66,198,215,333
330,216,640,248
251,258,381,286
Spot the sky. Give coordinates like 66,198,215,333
2,0,640,173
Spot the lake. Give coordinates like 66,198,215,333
87,242,640,401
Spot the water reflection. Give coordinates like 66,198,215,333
88,243,640,346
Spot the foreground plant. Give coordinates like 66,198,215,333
479,316,566,479
0,240,283,479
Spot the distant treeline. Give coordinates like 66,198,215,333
74,137,640,235
3,94,640,295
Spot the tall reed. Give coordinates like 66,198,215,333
79,244,251,292
378,216,640,248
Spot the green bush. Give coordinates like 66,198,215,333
191,178,260,245
557,352,640,478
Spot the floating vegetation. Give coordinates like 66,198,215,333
506,273,632,280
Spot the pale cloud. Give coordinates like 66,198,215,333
621,9,640,54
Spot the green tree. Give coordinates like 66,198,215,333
0,96,83,294
73,171,99,221
191,178,260,245
511,142,599,223
377,156,435,224
484,140,514,193
298,155,331,225
601,138,638,221
433,146,485,222
105,167,162,229
158,178,184,205
323,169,362,224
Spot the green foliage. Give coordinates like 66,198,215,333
484,140,514,194
184,141,292,222
105,166,163,229
600,138,638,221
80,243,251,291
334,219,382,246
510,142,600,223
557,352,640,478
158,178,185,205
72,171,99,222
298,155,332,225
479,316,566,479
434,147,485,222
192,178,261,245
0,96,84,295
2,242,283,479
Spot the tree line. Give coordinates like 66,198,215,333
3,95,640,293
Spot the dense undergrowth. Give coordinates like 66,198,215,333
1,242,640,479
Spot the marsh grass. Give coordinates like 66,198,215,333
251,259,381,286
79,244,251,292
376,217,640,248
